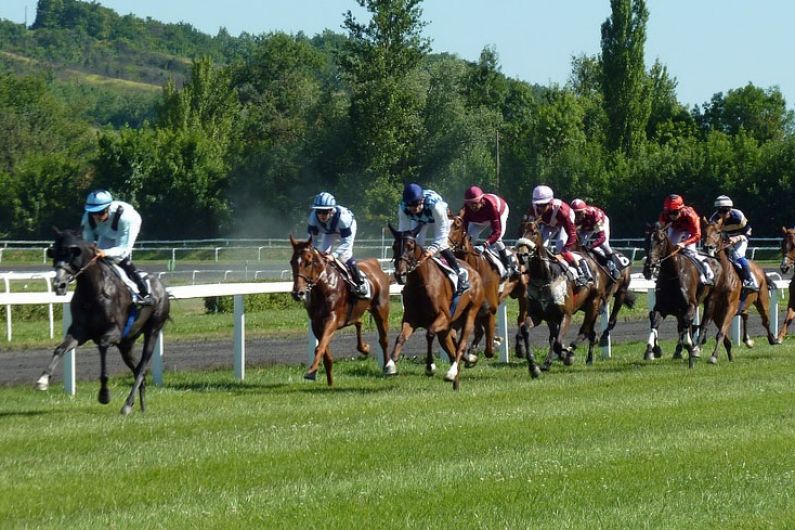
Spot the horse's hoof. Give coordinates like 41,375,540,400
303,370,317,381
708,356,718,365
443,365,458,382
34,376,49,391
540,363,551,372
384,359,397,376
98,388,111,405
120,404,133,416
672,352,683,360
744,339,754,348
358,345,370,358
484,350,494,359
425,363,437,377
464,353,478,367
563,354,575,367
598,335,609,347
652,345,663,358
586,358,593,367
529,365,541,379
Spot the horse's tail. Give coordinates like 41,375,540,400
765,273,778,291
622,289,637,309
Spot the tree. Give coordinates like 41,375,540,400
600,0,650,156
699,83,794,144
337,0,431,224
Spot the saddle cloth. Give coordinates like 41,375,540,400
109,263,149,301
330,257,372,298
431,255,467,292
473,245,508,280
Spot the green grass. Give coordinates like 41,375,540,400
0,340,793,529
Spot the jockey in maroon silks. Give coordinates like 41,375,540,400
571,198,621,279
530,185,593,285
461,185,517,277
658,193,714,285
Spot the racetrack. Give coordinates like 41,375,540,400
0,313,777,387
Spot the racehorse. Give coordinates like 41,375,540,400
386,223,484,390
643,222,731,367
516,220,604,372
289,235,390,385
702,218,780,349
447,214,523,362
776,227,795,341
35,228,170,415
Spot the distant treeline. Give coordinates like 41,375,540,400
0,0,793,241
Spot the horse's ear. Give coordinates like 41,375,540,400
783,226,788,235
289,233,297,247
411,224,423,238
387,222,399,238
52,226,62,235
457,207,465,218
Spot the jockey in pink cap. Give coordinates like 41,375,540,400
462,185,518,277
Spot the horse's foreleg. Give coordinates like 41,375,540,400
425,330,437,376
36,332,81,391
387,321,416,375
305,317,337,382
741,313,753,348
644,310,663,361
354,322,370,357
98,345,111,405
370,305,391,371
483,310,496,359
777,306,795,342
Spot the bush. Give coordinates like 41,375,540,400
203,293,294,314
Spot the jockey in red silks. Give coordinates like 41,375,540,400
571,198,621,279
658,194,714,285
530,185,593,286
461,185,518,277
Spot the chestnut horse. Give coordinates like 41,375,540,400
777,227,795,341
702,218,780,349
516,222,604,373
36,228,170,415
289,235,390,385
447,214,523,362
386,224,484,390
643,223,731,367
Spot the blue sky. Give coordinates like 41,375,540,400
1,0,793,109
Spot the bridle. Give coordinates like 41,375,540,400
293,246,327,290
52,248,100,284
393,234,422,279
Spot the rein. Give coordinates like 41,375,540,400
56,252,101,283
296,248,327,290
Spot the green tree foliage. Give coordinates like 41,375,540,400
601,0,650,156
699,84,794,144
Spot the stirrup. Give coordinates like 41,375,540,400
742,279,759,292
136,294,155,306
352,283,369,297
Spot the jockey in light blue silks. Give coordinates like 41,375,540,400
307,192,368,297
398,182,470,295
709,195,758,291
81,189,153,305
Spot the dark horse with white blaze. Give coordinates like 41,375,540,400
702,218,780,350
386,223,484,390
36,228,170,414
643,222,733,367
516,221,606,374
289,235,390,385
776,227,795,341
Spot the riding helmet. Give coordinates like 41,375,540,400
85,190,113,212
570,198,587,212
312,192,336,209
402,183,424,204
663,194,684,211
464,185,484,203
714,195,733,208
532,185,554,205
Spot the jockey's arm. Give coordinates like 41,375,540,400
426,200,451,256
101,219,138,262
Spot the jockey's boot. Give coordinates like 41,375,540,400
131,270,154,306
578,260,594,286
605,255,620,280
456,269,470,295
347,259,369,298
499,248,518,279
741,262,759,291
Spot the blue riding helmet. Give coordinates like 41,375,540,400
312,192,336,209
85,190,113,212
403,183,424,204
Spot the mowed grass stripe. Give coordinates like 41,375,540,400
0,340,793,529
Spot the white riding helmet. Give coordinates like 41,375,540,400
714,195,733,209
532,185,554,205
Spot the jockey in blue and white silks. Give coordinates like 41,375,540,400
81,189,152,304
709,195,758,291
307,192,368,297
398,183,469,294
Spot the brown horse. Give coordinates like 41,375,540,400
516,221,605,373
643,223,732,367
386,224,484,390
447,214,523,362
289,235,390,385
777,227,795,340
702,218,780,348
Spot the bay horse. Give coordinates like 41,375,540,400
776,227,795,341
35,228,170,415
702,218,780,349
289,235,390,385
516,221,604,373
643,222,731,367
386,224,484,390
448,214,523,362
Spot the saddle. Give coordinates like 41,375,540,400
330,257,372,299
431,255,468,293
108,262,151,304
473,245,508,280
684,252,716,286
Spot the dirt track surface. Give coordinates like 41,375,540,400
0,315,777,387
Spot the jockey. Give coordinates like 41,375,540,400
658,194,714,285
571,198,620,279
307,192,368,297
462,185,518,278
399,182,470,295
530,185,593,285
709,195,757,291
81,189,153,305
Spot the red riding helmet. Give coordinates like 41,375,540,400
663,194,684,211
464,185,484,204
570,198,587,212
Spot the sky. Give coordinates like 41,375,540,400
1,0,794,110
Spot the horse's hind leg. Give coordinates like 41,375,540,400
121,331,156,415
35,332,81,390
369,304,391,374
425,330,437,376
354,322,370,357
644,310,663,361
305,317,337,382
754,290,779,345
777,305,795,342
323,348,334,386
